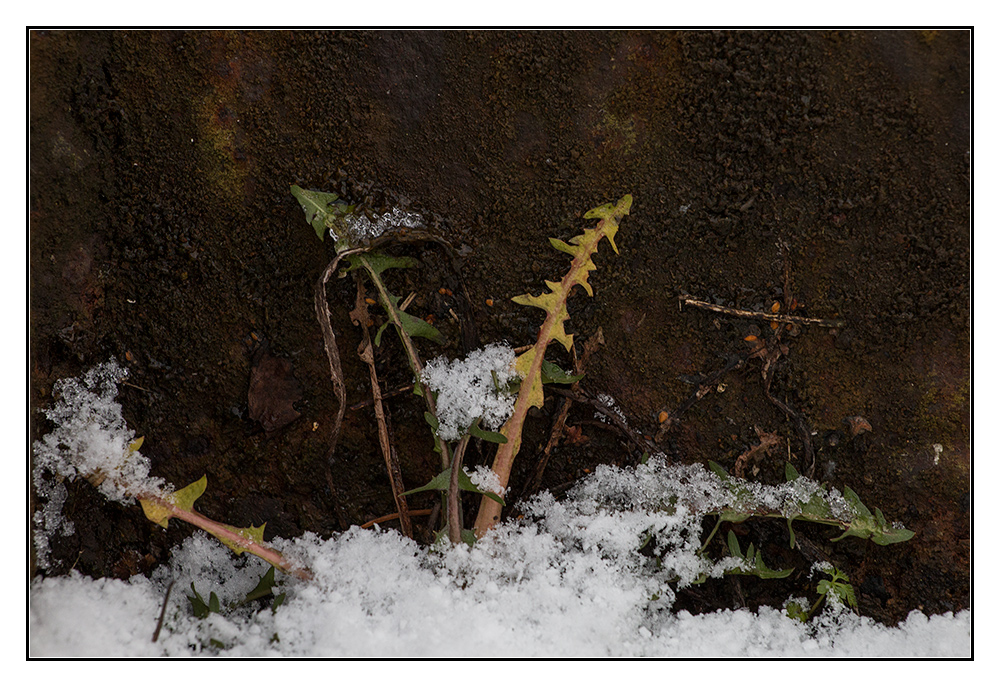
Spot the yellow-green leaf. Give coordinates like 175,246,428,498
216,522,267,556
139,475,207,528
515,348,545,410
128,436,144,453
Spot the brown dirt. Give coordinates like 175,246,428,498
30,30,969,625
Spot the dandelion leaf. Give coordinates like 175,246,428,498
216,523,267,556
140,475,207,528
514,348,545,410
400,467,505,506
290,185,352,241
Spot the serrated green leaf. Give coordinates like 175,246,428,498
540,359,584,385
843,486,874,521
188,583,212,619
396,308,444,344
346,252,419,276
871,527,916,545
400,467,506,506
374,321,391,346
718,509,752,523
727,530,742,558
290,185,349,241
708,460,728,478
786,601,810,622
140,475,208,528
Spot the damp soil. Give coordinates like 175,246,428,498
29,30,970,626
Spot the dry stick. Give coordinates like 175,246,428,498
139,491,313,580
678,295,845,328
448,434,473,544
360,508,434,530
151,579,175,642
669,347,761,423
763,367,816,478
351,277,412,538
314,246,371,464
547,387,661,457
349,383,415,410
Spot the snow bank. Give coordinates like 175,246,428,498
29,362,971,657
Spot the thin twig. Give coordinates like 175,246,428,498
151,579,175,642
525,328,604,494
349,383,415,410
314,246,370,464
351,275,412,539
358,253,452,473
547,386,661,457
448,434,472,544
360,508,434,529
679,294,844,328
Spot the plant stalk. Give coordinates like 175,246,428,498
140,492,313,580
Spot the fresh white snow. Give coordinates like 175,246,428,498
28,362,972,657
421,344,518,441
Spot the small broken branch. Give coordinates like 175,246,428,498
351,276,412,539
525,328,604,495
679,294,844,328
547,386,661,458
314,245,372,464
448,434,472,544
360,508,434,530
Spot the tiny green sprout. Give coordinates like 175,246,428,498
787,565,858,622
725,531,793,580
187,583,220,619
815,565,858,612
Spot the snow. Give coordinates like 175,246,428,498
331,206,425,247
421,344,518,441
29,362,972,657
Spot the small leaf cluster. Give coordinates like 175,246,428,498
188,566,286,619
707,461,915,547
786,565,858,622
290,185,356,246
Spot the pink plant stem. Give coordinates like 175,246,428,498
141,493,313,581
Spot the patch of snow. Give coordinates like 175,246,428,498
330,207,425,246
421,344,518,441
467,465,506,497
594,393,626,425
31,360,169,569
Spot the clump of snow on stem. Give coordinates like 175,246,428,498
421,344,518,441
